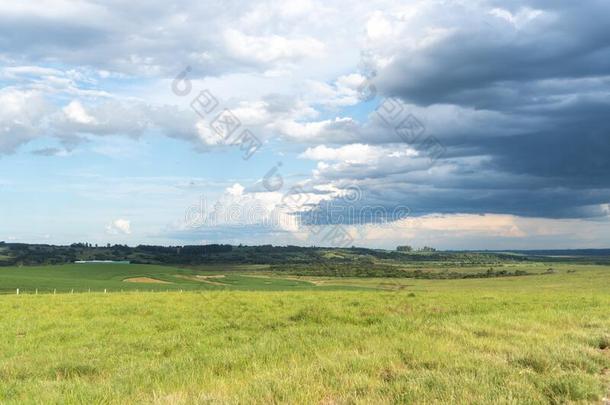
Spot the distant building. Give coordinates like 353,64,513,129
74,260,131,264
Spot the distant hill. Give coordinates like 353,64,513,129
2,242,609,268
496,249,610,257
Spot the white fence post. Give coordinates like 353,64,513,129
104,289,107,294
16,288,19,295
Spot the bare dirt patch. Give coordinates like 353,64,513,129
123,277,172,284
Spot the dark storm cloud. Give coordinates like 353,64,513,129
302,164,610,226
377,1,610,108
306,0,610,222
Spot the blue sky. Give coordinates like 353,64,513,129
1,0,609,249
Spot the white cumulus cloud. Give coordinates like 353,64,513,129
106,219,131,235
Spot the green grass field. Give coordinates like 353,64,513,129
0,263,368,294
1,263,609,403
0,261,575,295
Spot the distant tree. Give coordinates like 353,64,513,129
397,245,413,252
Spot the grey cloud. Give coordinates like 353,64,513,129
31,147,64,157
298,1,610,222
376,1,610,108
0,0,333,77
3,0,609,225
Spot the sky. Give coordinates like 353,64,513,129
1,0,609,249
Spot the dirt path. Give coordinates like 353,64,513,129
123,277,172,284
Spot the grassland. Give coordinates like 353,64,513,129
0,263,364,294
1,264,609,403
0,260,566,295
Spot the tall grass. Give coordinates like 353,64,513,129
1,268,608,403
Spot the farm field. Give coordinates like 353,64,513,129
0,263,363,294
0,261,585,295
1,264,609,403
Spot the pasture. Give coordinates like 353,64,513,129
0,264,608,403
0,263,360,294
